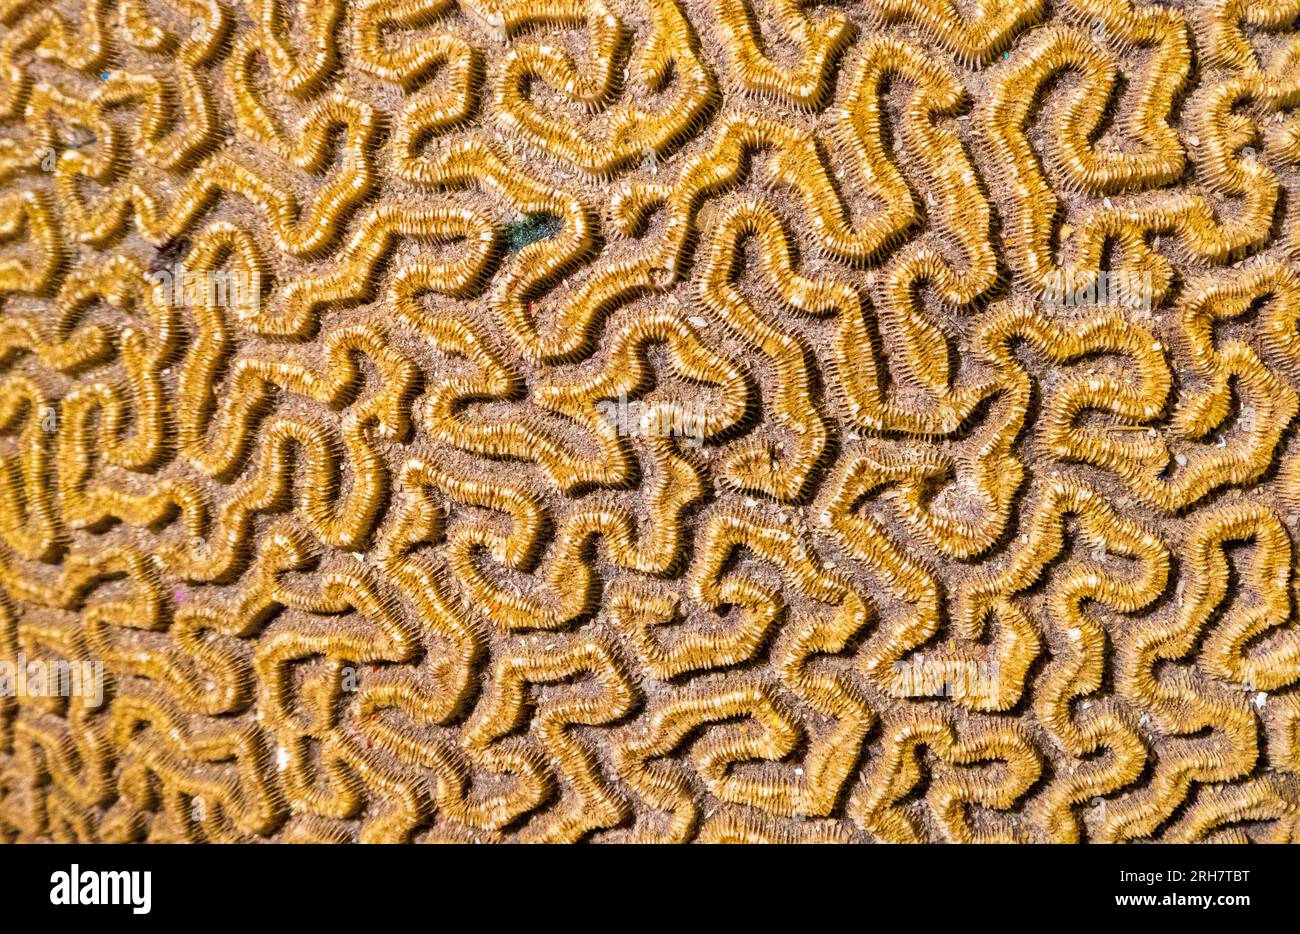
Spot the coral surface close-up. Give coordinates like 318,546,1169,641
0,0,1299,846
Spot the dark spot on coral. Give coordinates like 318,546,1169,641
503,213,563,253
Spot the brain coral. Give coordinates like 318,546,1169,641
0,0,1298,843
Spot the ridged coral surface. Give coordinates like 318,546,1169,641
0,0,1298,843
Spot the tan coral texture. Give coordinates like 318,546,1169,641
0,0,1299,843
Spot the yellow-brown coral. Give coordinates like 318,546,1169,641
0,0,1298,844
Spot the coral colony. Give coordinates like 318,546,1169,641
0,0,1297,845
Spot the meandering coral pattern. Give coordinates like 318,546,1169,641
0,0,1299,843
